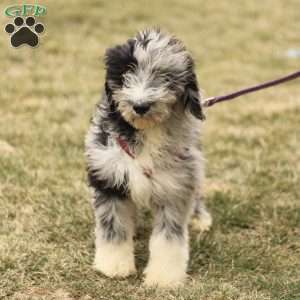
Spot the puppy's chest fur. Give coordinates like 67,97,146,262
134,127,164,174
134,127,189,171
125,121,197,206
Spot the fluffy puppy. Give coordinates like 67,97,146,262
85,28,212,287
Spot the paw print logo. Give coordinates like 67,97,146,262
5,16,45,48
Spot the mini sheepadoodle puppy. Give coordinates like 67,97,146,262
85,28,212,287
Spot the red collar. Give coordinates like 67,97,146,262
116,136,152,178
117,136,190,161
116,136,135,159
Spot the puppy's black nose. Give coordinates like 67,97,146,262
133,103,151,115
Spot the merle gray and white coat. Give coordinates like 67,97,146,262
85,29,212,287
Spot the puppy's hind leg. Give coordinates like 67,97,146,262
190,150,212,232
190,197,212,232
92,185,136,278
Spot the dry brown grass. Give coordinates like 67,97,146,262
1,0,299,299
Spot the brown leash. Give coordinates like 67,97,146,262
202,70,300,107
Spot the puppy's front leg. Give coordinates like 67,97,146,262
92,185,136,278
144,204,190,287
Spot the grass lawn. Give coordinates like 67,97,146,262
1,0,299,299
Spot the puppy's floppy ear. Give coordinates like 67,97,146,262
183,71,205,121
103,81,115,108
104,39,137,86
105,81,112,99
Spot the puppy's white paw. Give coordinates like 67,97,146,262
191,210,212,232
143,262,186,287
143,234,188,287
94,239,136,278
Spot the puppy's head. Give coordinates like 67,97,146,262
104,28,204,129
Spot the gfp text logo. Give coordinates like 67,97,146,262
5,4,47,17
